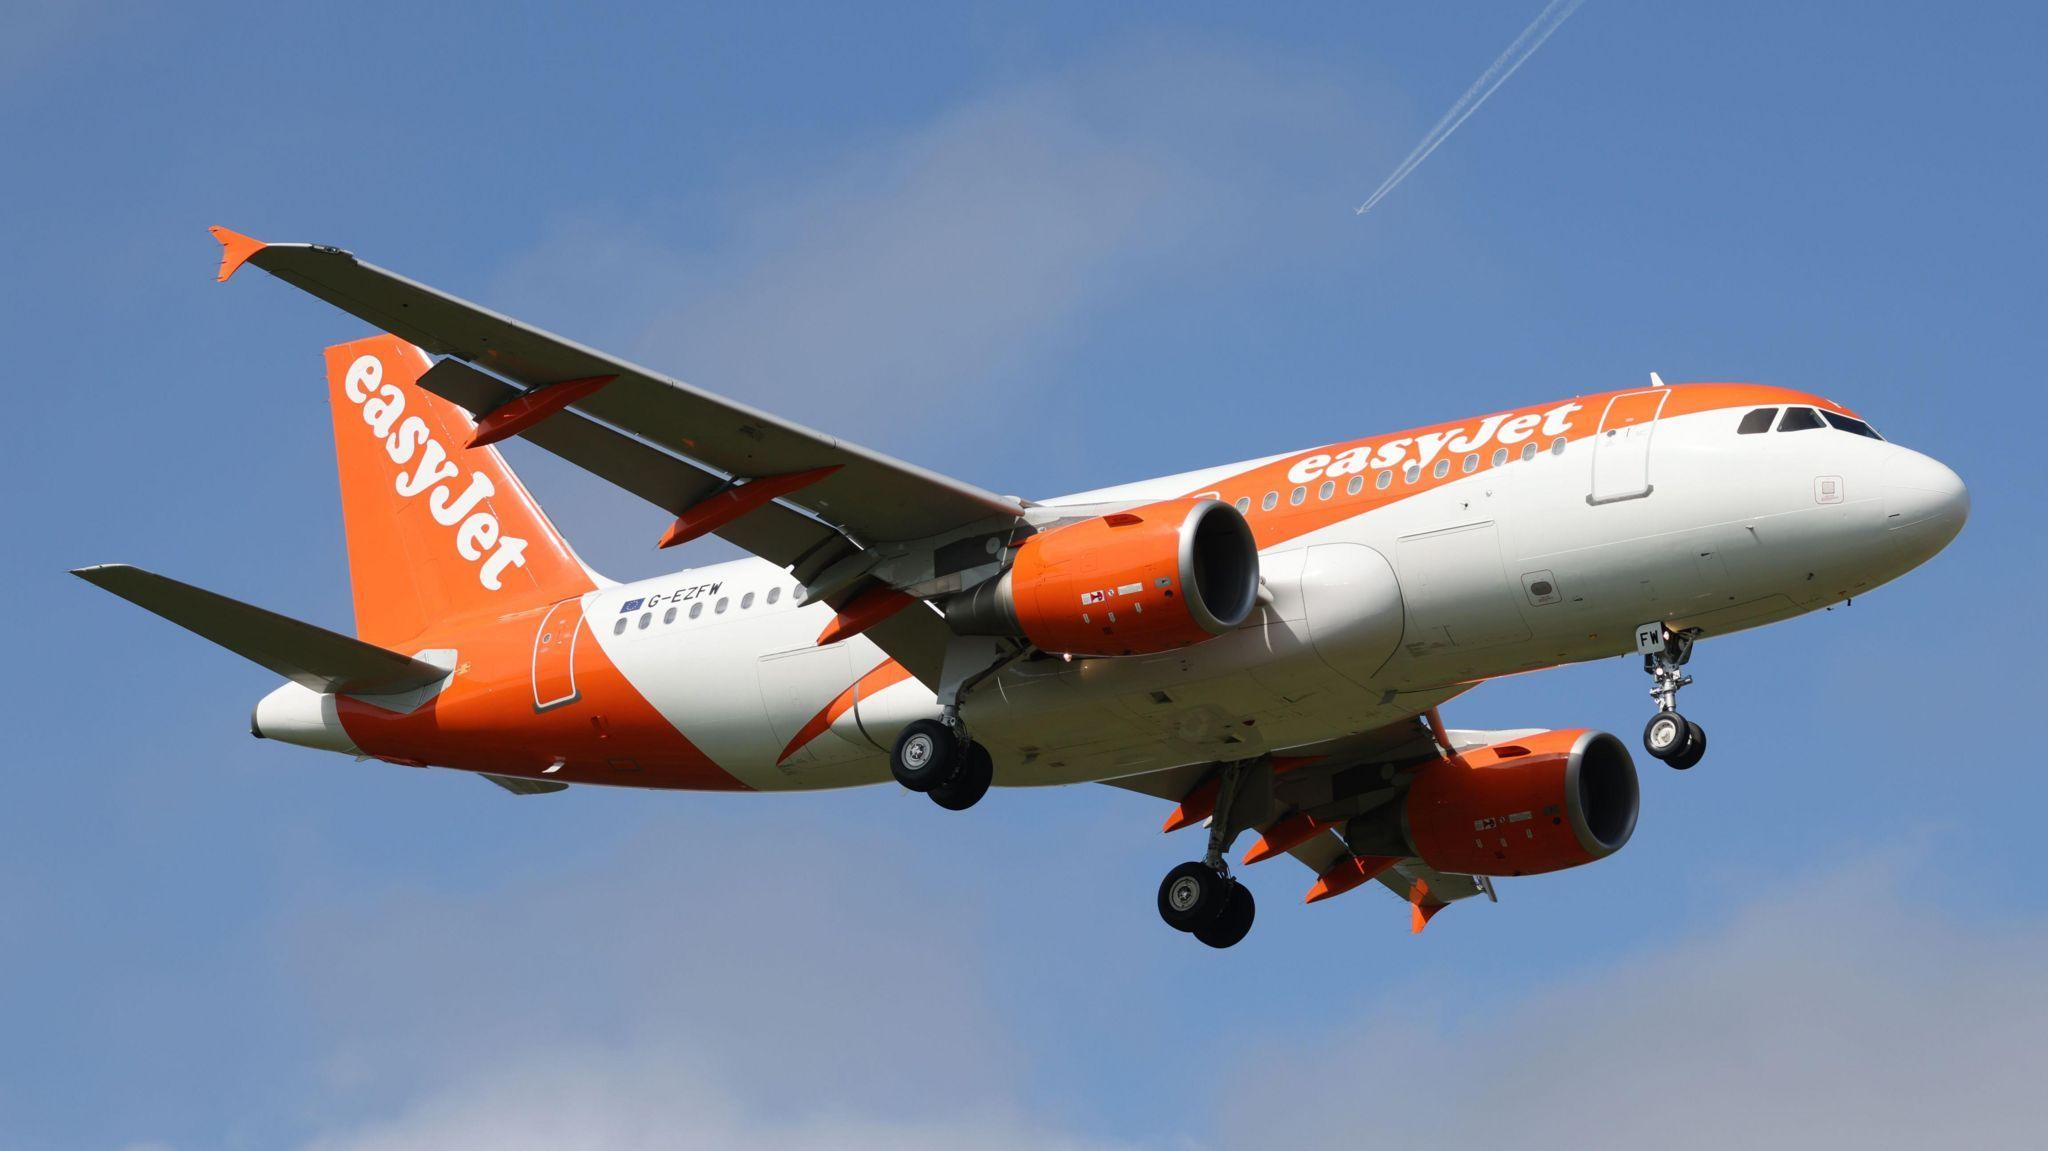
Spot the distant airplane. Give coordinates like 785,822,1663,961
75,227,1968,947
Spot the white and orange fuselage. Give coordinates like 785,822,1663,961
255,342,1968,794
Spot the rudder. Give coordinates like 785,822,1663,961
325,335,597,648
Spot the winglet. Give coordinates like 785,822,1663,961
208,225,266,282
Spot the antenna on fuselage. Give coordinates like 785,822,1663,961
1650,372,1667,388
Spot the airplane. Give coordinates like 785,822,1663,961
74,226,1969,948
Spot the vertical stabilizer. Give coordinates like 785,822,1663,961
324,336,597,647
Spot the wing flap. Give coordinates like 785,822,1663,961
72,564,449,695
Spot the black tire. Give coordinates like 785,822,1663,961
1643,711,1694,762
1668,721,1707,771
1157,862,1230,932
930,741,993,810
890,719,956,793
1193,881,1255,949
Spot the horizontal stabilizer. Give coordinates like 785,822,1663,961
71,564,451,695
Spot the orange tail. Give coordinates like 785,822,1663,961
324,335,598,648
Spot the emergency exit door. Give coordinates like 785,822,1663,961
531,597,585,712
1589,389,1668,504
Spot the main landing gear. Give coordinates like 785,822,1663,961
890,719,993,810
1638,622,1707,771
891,638,1028,812
1156,761,1256,949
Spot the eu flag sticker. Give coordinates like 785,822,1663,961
620,598,645,613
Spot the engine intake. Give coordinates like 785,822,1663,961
947,498,1260,657
1347,729,1638,877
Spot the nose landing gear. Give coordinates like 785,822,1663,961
1156,760,1257,948
1638,623,1707,770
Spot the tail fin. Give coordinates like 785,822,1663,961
325,335,597,647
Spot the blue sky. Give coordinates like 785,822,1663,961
6,2,2045,1147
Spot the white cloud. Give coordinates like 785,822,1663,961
1217,859,2048,1149
484,41,1374,452
258,823,2048,1151
295,1049,1148,1151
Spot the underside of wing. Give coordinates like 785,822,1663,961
216,229,1024,547
1106,714,1513,932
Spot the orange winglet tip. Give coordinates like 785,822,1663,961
1302,855,1396,904
468,375,615,448
1162,776,1221,833
657,465,841,550
816,586,915,646
208,225,266,283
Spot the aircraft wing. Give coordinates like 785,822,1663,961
212,228,1024,545
210,226,1017,686
1106,714,1497,930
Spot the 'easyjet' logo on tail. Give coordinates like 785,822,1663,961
343,354,528,591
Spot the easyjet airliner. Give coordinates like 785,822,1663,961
75,228,1968,947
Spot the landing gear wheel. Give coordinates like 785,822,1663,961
1193,881,1255,949
929,741,993,810
890,719,956,793
1157,862,1232,933
1643,711,1696,763
1667,721,1707,771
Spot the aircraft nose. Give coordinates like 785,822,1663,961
1882,448,1969,562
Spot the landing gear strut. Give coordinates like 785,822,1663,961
1156,760,1257,948
1638,623,1707,770
889,638,1026,812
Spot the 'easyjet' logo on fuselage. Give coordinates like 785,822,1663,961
343,354,529,591
1284,401,1585,486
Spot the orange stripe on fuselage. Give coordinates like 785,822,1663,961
1188,383,1851,551
777,658,915,765
337,597,750,791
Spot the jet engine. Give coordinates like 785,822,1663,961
1347,729,1639,877
946,498,1260,657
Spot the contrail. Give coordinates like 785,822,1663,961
1356,0,1588,216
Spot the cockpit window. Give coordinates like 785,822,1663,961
1822,410,1884,440
1776,407,1825,432
1737,408,1778,434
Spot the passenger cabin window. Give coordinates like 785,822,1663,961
1262,491,1278,511
613,618,627,636
1347,474,1365,495
1822,411,1884,440
715,597,730,614
741,592,755,609
690,602,704,619
767,587,782,605
1235,496,1251,514
1737,407,1778,434
663,606,677,624
1777,407,1825,432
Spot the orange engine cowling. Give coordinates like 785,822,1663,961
1349,729,1639,877
945,498,1260,657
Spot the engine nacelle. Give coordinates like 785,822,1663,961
1348,729,1639,877
946,498,1260,657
